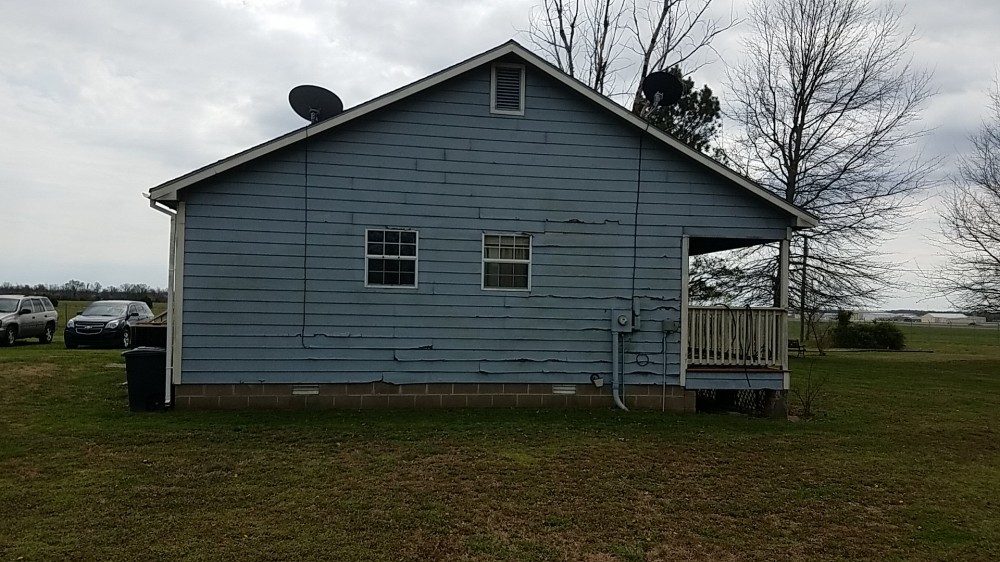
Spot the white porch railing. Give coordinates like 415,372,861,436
687,306,788,370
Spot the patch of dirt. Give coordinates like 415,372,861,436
2,362,59,378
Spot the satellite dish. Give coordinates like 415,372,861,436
289,85,343,123
641,71,683,108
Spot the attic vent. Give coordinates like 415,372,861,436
491,63,524,115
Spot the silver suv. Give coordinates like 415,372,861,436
0,295,59,346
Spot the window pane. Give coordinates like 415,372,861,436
513,263,528,284
368,230,383,242
399,272,415,285
400,260,415,273
384,271,400,285
400,243,416,257
367,242,383,255
385,231,400,243
400,231,416,244
514,248,529,260
385,243,400,257
367,263,384,285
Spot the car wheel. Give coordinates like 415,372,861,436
2,327,15,346
121,329,131,349
39,323,55,344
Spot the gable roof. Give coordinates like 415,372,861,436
147,40,818,229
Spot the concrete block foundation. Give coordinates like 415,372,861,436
172,382,696,412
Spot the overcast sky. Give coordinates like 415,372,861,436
1,0,996,309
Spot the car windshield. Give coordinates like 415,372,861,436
82,303,127,317
0,298,19,313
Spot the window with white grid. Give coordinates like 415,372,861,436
365,229,417,287
482,234,531,290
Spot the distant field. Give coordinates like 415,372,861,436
0,323,997,561
792,319,1000,354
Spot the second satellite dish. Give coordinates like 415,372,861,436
641,71,683,108
289,85,344,123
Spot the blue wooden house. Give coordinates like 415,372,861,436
147,41,817,411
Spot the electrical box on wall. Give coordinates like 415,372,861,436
611,310,633,333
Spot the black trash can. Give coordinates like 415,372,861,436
121,347,168,411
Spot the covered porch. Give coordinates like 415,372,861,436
680,234,792,391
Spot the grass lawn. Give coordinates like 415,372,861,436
1,322,998,561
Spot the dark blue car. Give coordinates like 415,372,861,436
64,300,154,349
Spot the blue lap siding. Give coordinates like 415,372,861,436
177,60,793,386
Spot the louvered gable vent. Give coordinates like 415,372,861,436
491,63,524,115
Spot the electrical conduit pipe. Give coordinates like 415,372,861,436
612,331,629,411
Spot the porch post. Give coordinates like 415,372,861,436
680,235,689,387
779,231,790,309
779,230,791,380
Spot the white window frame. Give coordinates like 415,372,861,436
365,228,419,288
481,233,532,291
490,63,525,116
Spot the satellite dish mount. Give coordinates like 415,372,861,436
289,85,344,124
640,71,683,117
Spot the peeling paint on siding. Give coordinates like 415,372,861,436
179,64,791,385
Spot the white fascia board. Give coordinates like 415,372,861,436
146,39,819,230
147,42,522,202
506,44,819,230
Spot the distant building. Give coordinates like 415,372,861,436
854,311,894,322
920,313,986,325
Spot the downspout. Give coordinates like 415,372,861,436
149,199,176,408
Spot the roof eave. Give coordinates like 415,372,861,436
146,39,818,230
506,46,819,230
148,41,522,202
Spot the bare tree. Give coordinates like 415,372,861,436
724,0,936,309
526,0,732,113
934,85,1000,311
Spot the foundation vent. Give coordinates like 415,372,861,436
291,384,320,396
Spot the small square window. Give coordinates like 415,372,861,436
483,233,531,290
366,229,418,287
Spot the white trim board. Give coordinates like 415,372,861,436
146,40,818,230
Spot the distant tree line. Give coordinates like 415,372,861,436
1,280,167,305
